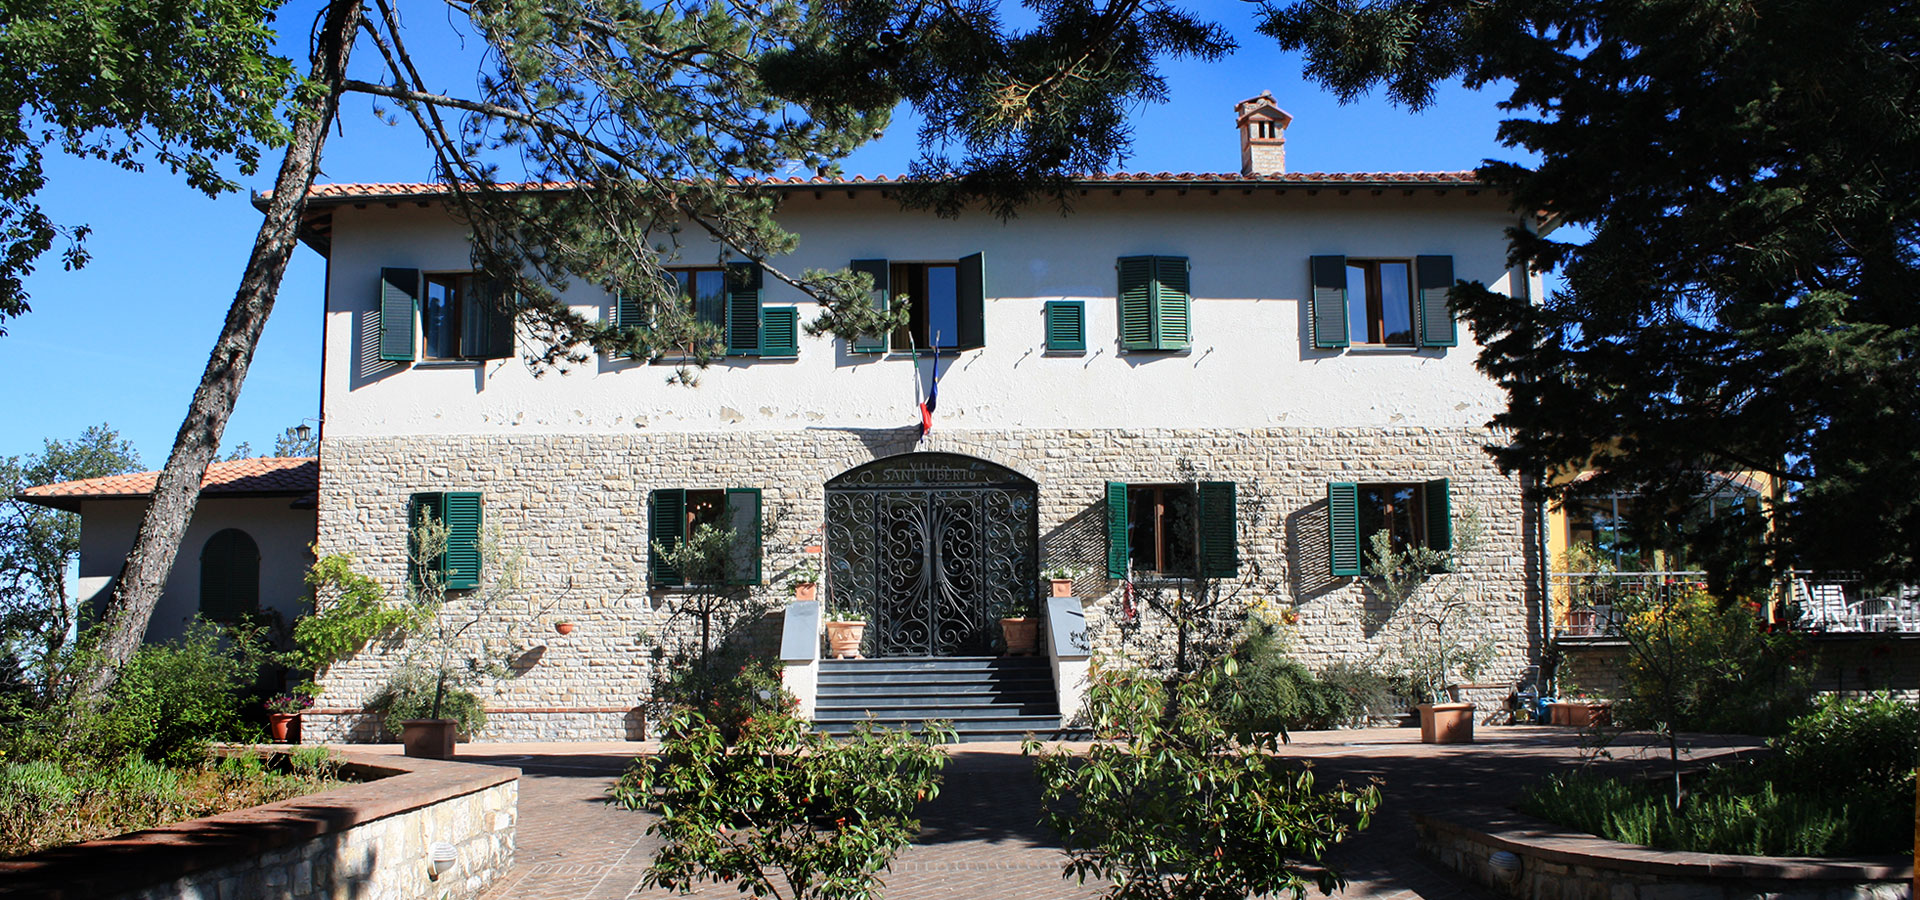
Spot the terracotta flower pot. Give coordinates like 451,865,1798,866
794,582,818,602
554,621,576,635
1001,617,1039,656
825,620,865,659
1416,702,1475,744
402,718,458,759
1049,578,1074,598
268,712,301,744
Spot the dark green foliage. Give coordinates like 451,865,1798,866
1260,0,1920,587
1763,692,1917,800
1211,623,1359,736
86,622,263,766
1028,663,1380,899
611,708,951,899
650,649,792,745
0,0,292,332
369,664,487,739
1614,587,1809,739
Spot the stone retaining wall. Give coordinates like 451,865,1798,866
1415,810,1910,900
311,426,1541,740
0,751,517,900
1555,633,1920,704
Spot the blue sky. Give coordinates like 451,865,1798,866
0,0,1529,466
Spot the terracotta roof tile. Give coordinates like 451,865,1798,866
20,457,318,511
269,170,1485,205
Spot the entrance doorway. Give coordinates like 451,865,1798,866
823,453,1040,656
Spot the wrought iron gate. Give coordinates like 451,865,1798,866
824,453,1039,656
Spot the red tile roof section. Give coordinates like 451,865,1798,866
277,171,1484,204
20,457,318,511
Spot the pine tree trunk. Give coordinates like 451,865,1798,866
81,0,363,701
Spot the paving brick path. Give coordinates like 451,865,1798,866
349,726,1759,900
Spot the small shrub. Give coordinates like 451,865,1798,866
652,651,793,744
0,760,76,854
1211,622,1353,736
88,622,262,766
369,665,486,738
1768,692,1917,794
1315,661,1401,727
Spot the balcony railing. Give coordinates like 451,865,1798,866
1553,570,1920,637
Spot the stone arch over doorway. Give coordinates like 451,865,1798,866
823,452,1040,657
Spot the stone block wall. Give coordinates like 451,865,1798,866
1556,633,1920,706
310,425,1541,741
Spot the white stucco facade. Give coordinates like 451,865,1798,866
75,496,316,643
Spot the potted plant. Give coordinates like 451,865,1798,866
1366,510,1495,744
1001,595,1041,656
1045,565,1080,599
265,686,316,743
824,599,867,659
387,509,526,758
788,558,822,603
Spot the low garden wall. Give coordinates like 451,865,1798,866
1556,633,1920,703
0,750,517,900
1415,809,1911,900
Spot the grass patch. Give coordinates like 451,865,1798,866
0,747,346,858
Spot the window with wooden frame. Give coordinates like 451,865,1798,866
648,487,763,587
379,268,514,363
1326,479,1452,576
1105,481,1238,580
1308,255,1457,350
846,255,985,353
612,263,788,359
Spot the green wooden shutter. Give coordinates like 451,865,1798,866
725,487,763,586
442,492,483,590
726,262,763,356
1416,255,1457,347
1309,255,1349,350
1197,481,1238,578
408,492,447,591
479,279,515,360
1153,256,1191,350
1106,481,1130,579
1044,301,1085,351
850,259,889,353
760,306,799,358
1424,478,1453,553
1328,482,1361,576
1117,257,1155,350
956,252,985,350
199,529,260,622
379,268,419,362
648,488,686,587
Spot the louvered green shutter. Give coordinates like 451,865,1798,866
408,492,447,592
379,268,419,362
1106,481,1130,579
726,262,763,356
1328,482,1361,576
1154,256,1192,350
1424,478,1453,552
1309,255,1349,350
956,252,985,350
1044,301,1085,351
440,492,482,589
760,306,799,358
1117,257,1155,350
1416,255,1457,347
649,488,686,587
1197,481,1238,578
480,279,515,360
850,259,889,353
199,529,260,622
725,487,763,586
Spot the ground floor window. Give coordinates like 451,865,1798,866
1328,479,1452,576
199,528,259,622
649,487,762,587
1106,480,1238,580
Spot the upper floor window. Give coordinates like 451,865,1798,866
1117,255,1191,352
668,267,728,334
378,267,513,364
1308,255,1458,351
847,254,985,353
1345,260,1414,346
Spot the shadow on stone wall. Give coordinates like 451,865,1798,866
1041,502,1107,594
1285,500,1347,605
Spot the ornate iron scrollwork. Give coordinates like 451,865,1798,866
824,453,1039,656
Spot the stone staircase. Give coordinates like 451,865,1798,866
812,656,1062,743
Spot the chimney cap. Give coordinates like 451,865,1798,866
1235,91,1294,130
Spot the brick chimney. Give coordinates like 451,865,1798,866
1236,91,1293,176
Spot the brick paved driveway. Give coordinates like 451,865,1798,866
381,726,1758,900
